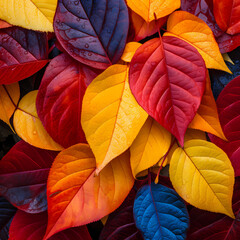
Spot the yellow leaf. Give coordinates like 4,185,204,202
126,0,180,22
169,139,235,218
13,91,63,151
121,42,142,63
0,0,58,32
0,83,19,131
45,144,134,239
189,73,227,140
222,53,234,65
164,11,231,73
81,64,148,174
130,116,171,178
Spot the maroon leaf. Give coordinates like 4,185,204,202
9,210,91,240
187,177,240,240
129,36,206,146
0,141,58,213
209,76,240,176
54,0,129,69
36,53,100,148
0,27,48,84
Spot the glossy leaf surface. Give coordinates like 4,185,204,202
129,36,206,146
169,139,235,218
54,0,129,69
0,0,57,32
45,144,134,239
82,64,148,173
165,11,230,73
36,54,100,148
130,116,171,178
13,91,63,151
0,27,48,85
133,183,189,240
126,0,180,22
9,210,91,240
0,141,58,213
121,42,142,63
0,83,19,130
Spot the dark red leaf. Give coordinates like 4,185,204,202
54,0,129,69
209,76,240,176
0,27,48,84
129,36,206,146
9,210,91,240
0,141,58,213
187,177,240,240
36,53,100,148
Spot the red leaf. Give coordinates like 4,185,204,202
36,53,100,148
54,0,129,69
213,0,240,35
209,76,240,176
187,177,240,240
0,141,58,213
129,36,206,146
9,211,91,240
0,27,48,84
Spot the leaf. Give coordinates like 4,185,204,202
164,10,231,73
209,75,240,176
213,0,240,35
45,144,134,239
36,54,100,148
54,0,129,69
222,53,235,65
0,197,16,232
130,11,167,42
121,42,142,63
0,83,19,131
187,177,240,240
0,0,58,32
130,116,171,178
13,91,63,151
129,36,206,146
0,27,48,85
82,64,148,173
0,140,58,213
133,183,189,240
189,72,226,140
9,210,91,240
0,20,11,29
126,0,181,22
169,139,235,218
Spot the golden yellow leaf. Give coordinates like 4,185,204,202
121,42,142,63
0,0,58,32
189,73,227,140
0,83,19,131
13,91,63,151
130,116,171,178
164,11,231,73
169,139,235,218
222,53,234,65
45,144,134,239
126,0,180,22
82,64,148,174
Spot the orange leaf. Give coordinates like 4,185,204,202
0,83,19,131
45,144,134,239
0,20,11,29
126,0,180,22
121,42,142,62
189,72,227,140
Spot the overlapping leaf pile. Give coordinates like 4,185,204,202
0,0,240,239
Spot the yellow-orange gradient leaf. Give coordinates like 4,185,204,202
121,42,142,62
44,144,134,239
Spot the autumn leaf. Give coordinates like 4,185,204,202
164,10,231,73
0,0,58,32
82,64,148,174
169,139,235,218
45,144,134,239
121,42,142,62
13,91,63,151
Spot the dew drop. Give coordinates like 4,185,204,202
56,19,60,24
85,43,89,48
76,17,80,22
24,51,28,55
74,0,79,5
77,10,81,14
88,52,92,56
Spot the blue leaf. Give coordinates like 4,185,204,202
54,0,129,69
133,183,189,240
